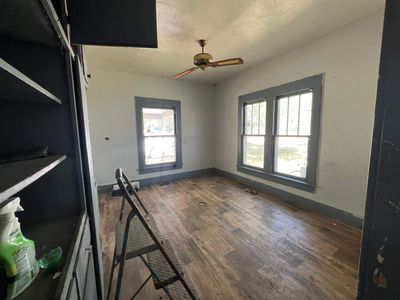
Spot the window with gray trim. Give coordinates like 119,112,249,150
243,100,267,169
237,74,323,192
135,97,182,174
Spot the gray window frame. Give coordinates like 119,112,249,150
135,96,183,174
237,74,323,192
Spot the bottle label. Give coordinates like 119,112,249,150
6,245,38,299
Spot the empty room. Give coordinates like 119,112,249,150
1,0,400,299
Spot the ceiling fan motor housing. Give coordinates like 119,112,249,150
194,52,213,70
173,39,243,79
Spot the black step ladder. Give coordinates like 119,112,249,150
106,168,199,300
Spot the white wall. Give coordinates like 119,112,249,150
87,11,383,218
86,70,216,185
213,11,384,218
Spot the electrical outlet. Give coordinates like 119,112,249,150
112,180,140,196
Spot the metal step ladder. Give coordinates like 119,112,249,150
107,168,200,300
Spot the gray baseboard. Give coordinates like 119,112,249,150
97,168,214,193
97,184,113,194
97,166,363,228
210,168,364,229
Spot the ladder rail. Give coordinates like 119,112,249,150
116,168,149,215
114,210,136,299
115,169,197,300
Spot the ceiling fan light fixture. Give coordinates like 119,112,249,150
173,39,244,79
194,52,213,69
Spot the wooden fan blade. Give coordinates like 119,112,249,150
210,58,244,67
173,67,199,79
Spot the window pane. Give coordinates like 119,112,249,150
259,101,266,135
144,136,176,165
277,97,288,135
244,104,252,134
243,136,264,168
274,137,308,178
252,102,260,135
299,92,313,135
287,95,300,135
143,108,175,136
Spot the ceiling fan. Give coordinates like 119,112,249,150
173,39,244,79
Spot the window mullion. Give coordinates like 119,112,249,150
264,98,274,174
258,102,261,135
241,105,245,166
297,95,301,135
250,104,253,134
285,98,289,135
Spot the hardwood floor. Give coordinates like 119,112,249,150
100,175,362,300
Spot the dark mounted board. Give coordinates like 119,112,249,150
358,0,400,299
0,58,62,104
0,155,66,205
67,0,157,47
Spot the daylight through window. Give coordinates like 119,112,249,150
243,101,266,168
237,74,322,191
143,108,176,165
136,97,182,174
274,92,312,178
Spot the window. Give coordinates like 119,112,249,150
238,74,323,192
135,97,182,174
243,101,266,168
274,92,312,178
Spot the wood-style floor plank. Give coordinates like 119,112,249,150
100,175,361,300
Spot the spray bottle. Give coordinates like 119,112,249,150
0,197,39,299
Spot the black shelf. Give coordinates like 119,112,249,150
0,0,59,47
0,0,73,56
16,215,81,300
39,0,75,56
0,155,66,205
0,58,62,104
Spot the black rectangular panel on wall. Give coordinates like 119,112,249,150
67,0,157,47
358,0,400,299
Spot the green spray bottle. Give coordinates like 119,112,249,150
0,197,39,299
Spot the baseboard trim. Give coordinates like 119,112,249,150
97,166,363,228
211,168,363,229
97,168,214,193
97,184,113,194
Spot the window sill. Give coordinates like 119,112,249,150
237,165,315,192
139,163,182,174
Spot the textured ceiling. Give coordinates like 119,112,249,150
85,0,384,84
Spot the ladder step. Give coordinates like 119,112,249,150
147,240,185,289
115,213,163,260
165,277,200,300
147,240,200,299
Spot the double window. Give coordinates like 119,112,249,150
238,74,323,191
135,97,182,174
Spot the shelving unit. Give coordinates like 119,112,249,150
0,155,66,204
0,58,62,104
0,0,101,299
1,0,155,298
